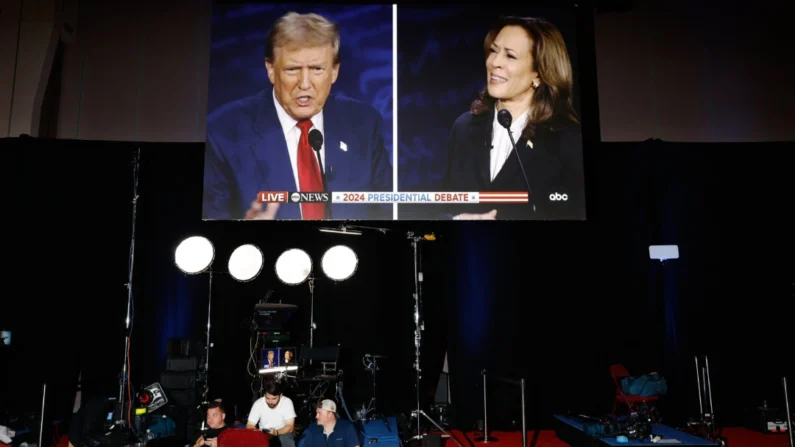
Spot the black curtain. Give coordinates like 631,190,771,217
1,136,793,434
444,140,795,430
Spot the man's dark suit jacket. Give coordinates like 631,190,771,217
442,108,586,220
202,89,392,220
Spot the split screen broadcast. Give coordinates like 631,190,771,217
202,4,586,221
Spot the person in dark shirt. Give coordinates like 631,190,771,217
192,400,228,447
299,400,359,447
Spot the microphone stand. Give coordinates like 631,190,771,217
498,111,535,212
116,148,141,430
312,146,333,220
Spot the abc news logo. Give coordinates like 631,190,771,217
548,192,569,201
258,191,330,203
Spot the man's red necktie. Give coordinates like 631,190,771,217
296,120,326,220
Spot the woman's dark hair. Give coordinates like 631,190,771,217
471,16,580,139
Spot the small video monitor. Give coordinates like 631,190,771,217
1,330,10,346
280,347,297,367
262,347,298,368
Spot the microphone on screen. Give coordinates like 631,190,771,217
496,109,533,199
308,129,326,191
308,129,332,219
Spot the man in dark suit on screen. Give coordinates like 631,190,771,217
202,12,392,220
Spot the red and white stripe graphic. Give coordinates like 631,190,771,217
478,192,529,203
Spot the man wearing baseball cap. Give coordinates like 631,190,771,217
298,399,359,447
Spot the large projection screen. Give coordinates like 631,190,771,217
202,3,587,221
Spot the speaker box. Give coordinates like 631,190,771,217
166,388,199,407
360,417,402,446
167,338,205,357
166,356,199,372
160,371,198,389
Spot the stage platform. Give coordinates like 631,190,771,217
423,421,788,447
435,427,791,447
438,429,566,446
552,414,718,446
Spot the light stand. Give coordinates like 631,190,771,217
199,271,213,429
408,233,423,441
173,235,215,433
407,232,449,446
309,275,316,349
116,148,141,429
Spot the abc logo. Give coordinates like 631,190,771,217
291,192,301,202
549,192,568,201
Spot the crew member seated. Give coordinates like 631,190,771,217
299,400,359,447
192,400,229,447
246,380,296,447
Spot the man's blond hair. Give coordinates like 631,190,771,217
265,12,341,65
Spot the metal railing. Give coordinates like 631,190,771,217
475,370,528,446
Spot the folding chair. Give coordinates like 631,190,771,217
610,364,660,420
217,428,270,447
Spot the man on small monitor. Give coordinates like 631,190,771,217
264,350,276,368
203,12,392,221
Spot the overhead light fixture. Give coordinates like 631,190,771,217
175,236,214,274
319,225,362,236
321,245,358,281
173,236,215,397
649,245,679,261
228,244,264,282
275,248,313,285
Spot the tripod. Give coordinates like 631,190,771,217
362,354,386,421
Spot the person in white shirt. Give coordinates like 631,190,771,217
246,380,297,447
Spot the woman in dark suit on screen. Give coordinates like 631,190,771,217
443,16,585,220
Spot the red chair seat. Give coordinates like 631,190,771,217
218,428,270,447
610,364,661,420
617,394,659,404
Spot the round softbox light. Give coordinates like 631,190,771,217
275,248,312,285
175,236,214,274
321,245,358,281
228,244,264,282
